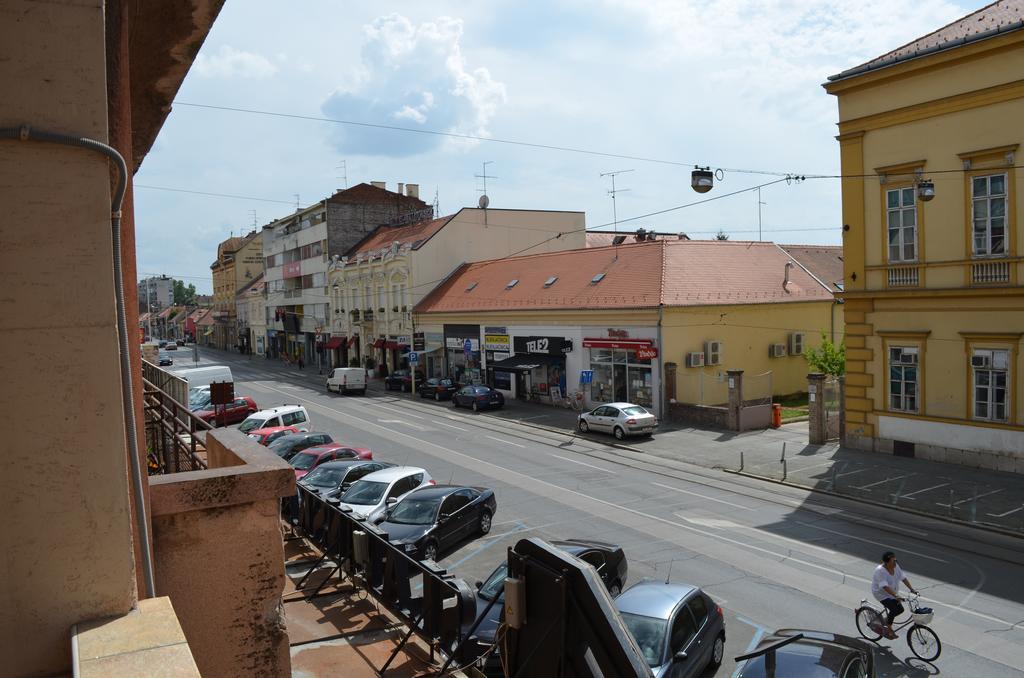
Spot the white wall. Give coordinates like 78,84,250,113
878,415,1024,457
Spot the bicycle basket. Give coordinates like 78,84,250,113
912,607,934,625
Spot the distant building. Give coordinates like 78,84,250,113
138,274,174,312
236,272,266,355
210,230,263,350
585,229,689,247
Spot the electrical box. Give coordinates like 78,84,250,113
353,530,369,569
504,576,526,629
686,351,705,368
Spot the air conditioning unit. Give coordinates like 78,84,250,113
892,347,918,365
971,352,990,368
686,351,705,368
704,340,722,365
789,332,805,356
769,343,787,358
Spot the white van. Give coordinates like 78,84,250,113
326,367,367,395
174,365,233,390
238,405,312,433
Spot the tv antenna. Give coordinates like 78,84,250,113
336,160,348,188
294,194,300,210
757,187,767,241
600,169,634,236
475,161,496,209
249,210,257,229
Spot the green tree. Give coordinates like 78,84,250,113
804,332,845,375
714,229,729,241
173,280,197,306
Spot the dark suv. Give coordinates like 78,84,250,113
384,369,425,392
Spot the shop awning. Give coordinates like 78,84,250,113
347,335,358,348
324,336,345,350
582,338,653,350
371,338,385,349
489,353,564,373
384,340,400,350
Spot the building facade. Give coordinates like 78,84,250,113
825,1,1024,470
236,273,266,355
210,231,262,351
138,274,174,313
328,208,587,373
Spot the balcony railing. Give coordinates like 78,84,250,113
887,265,919,287
284,289,303,299
971,259,1010,284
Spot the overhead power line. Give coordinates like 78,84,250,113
135,184,296,205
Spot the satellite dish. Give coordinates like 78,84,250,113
478,194,490,209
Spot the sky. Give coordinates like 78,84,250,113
135,0,984,294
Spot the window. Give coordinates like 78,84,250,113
687,595,709,627
888,347,919,413
544,276,558,287
886,187,917,262
441,493,471,517
972,174,1007,256
506,279,519,289
669,608,697,653
973,349,1009,422
579,551,605,571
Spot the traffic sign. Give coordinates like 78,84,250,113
408,352,419,363
463,338,473,353
580,370,594,385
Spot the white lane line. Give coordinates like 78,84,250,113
485,435,525,448
652,482,754,511
432,420,468,431
792,459,835,471
256,384,1011,629
376,419,428,431
550,454,617,474
367,402,425,419
794,521,947,563
835,468,869,478
935,488,1005,507
895,482,949,500
853,474,910,490
987,505,1024,518
677,515,838,556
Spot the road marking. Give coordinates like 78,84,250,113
550,454,617,474
376,419,427,431
732,617,769,678
853,474,910,490
792,459,835,471
368,402,425,419
834,468,869,478
987,505,1024,518
432,420,468,431
653,482,753,511
485,435,525,448
794,521,947,563
935,488,1004,507
255,384,1010,630
677,515,838,556
895,482,949,500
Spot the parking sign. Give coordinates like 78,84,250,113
408,352,419,363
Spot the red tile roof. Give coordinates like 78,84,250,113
778,245,844,291
415,240,834,314
347,215,454,257
585,230,688,247
327,182,428,209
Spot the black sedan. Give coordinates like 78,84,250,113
384,369,424,392
735,629,876,677
267,432,333,461
379,485,497,562
452,385,505,412
158,352,173,366
418,377,457,401
297,460,395,500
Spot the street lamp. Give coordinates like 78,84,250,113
916,178,935,202
691,166,714,193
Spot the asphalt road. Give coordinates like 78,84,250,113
174,348,1024,677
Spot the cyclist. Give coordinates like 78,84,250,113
871,551,919,639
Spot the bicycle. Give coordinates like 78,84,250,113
855,593,940,661
560,391,585,411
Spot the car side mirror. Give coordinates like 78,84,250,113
475,581,483,590
673,651,687,663
341,482,351,491
386,497,398,507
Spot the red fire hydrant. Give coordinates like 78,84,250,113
771,403,782,428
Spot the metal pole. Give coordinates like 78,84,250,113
782,458,787,482
739,450,744,472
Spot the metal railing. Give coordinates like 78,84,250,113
143,376,211,474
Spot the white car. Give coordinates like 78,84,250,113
577,402,657,440
335,466,434,523
238,405,311,433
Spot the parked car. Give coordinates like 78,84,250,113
380,485,497,561
158,352,173,366
336,466,434,523
290,445,374,480
164,342,177,351
246,425,299,446
578,402,657,440
615,581,725,677
452,385,505,412
193,396,258,426
238,405,311,433
267,432,333,461
175,365,233,391
735,629,876,677
384,369,425,392
326,367,367,395
298,460,396,499
472,539,628,654
302,442,373,461
176,338,185,346
418,377,457,401
158,340,168,348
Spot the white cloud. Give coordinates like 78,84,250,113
194,45,279,79
321,14,507,157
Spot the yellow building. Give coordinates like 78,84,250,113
210,230,263,349
825,1,1024,470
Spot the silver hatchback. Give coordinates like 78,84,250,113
578,402,657,440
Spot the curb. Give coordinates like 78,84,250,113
725,468,1024,541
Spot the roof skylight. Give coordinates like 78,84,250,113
506,279,519,289
465,281,478,292
544,276,558,288
590,273,606,284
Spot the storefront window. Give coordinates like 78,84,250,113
589,348,653,407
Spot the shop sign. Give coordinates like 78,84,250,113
395,336,410,345
484,326,507,335
447,337,479,350
582,338,653,350
607,328,630,339
491,352,510,362
413,332,425,351
484,333,511,351
636,346,659,360
514,336,572,355
282,261,302,279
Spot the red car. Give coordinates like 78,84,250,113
290,444,374,480
247,425,299,446
194,396,258,426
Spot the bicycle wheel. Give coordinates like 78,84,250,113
907,624,941,661
855,606,883,641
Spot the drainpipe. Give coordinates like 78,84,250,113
1,124,156,599
657,303,664,419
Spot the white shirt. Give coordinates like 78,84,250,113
871,563,904,601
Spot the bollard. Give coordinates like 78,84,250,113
781,442,787,463
782,458,788,482
740,450,745,472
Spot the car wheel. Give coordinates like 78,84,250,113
422,541,439,562
578,419,589,433
434,392,441,401
472,401,479,412
479,510,492,535
613,426,625,440
608,581,621,597
709,633,725,668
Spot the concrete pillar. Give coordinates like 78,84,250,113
727,370,744,431
808,372,827,445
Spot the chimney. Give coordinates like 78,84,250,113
677,232,689,240
371,181,386,190
406,183,419,199
783,261,795,292
397,182,404,195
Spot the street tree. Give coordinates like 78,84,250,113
805,333,845,375
173,280,197,306
715,230,729,241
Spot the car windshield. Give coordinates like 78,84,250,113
290,452,319,470
479,562,508,601
387,496,441,525
238,417,267,433
340,480,387,506
622,406,649,416
268,437,298,452
189,390,211,407
301,466,348,489
619,612,666,667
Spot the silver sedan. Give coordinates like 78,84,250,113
577,402,657,440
